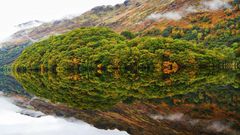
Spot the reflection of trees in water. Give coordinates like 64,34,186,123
0,73,29,96
13,69,240,111
12,69,240,135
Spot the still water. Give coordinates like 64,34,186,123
0,69,240,135
0,74,127,135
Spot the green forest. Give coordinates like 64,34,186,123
12,18,240,73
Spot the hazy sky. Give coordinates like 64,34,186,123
0,0,125,41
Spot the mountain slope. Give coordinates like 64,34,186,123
0,0,239,66
3,0,238,47
16,20,44,30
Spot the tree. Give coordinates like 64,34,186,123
162,26,173,37
121,31,136,39
144,28,161,36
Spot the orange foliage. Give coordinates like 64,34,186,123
163,61,179,74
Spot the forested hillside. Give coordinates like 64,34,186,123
12,27,240,72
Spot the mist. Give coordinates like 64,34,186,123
148,12,182,21
150,113,184,121
207,121,230,132
201,0,232,10
149,112,238,134
147,0,232,21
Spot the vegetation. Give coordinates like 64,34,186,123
13,69,240,111
4,2,240,135
143,15,240,49
0,44,29,66
12,27,239,72
120,31,136,39
0,73,27,95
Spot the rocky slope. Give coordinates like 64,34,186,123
16,20,44,30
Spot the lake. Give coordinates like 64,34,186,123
0,69,240,135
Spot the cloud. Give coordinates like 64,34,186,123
147,0,232,21
185,6,198,13
201,0,232,10
147,12,183,21
150,113,184,121
20,109,45,118
207,121,230,132
150,112,239,134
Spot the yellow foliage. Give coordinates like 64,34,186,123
72,58,80,64
97,64,103,69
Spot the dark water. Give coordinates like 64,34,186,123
1,69,240,135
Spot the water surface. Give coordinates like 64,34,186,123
0,73,128,135
1,69,240,135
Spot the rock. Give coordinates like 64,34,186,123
91,5,114,13
124,0,131,6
